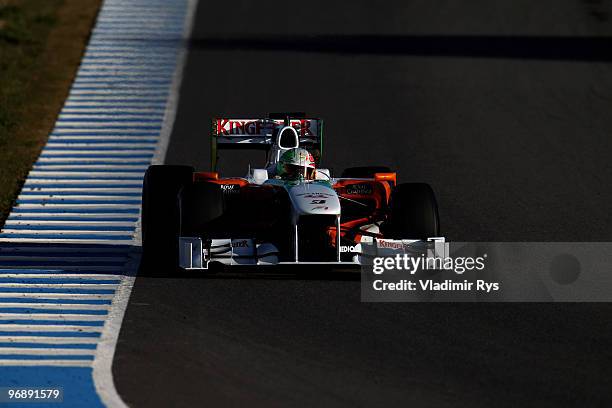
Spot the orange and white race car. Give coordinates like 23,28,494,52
140,113,440,269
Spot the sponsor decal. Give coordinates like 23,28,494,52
231,240,250,248
220,184,240,194
345,183,373,195
375,238,448,256
216,119,316,137
296,192,333,198
376,239,406,250
340,245,359,253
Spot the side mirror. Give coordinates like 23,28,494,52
252,169,269,184
316,168,331,180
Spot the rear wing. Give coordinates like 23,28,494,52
211,117,324,170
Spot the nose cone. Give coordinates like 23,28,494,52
288,182,341,215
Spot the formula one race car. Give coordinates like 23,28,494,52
140,113,440,269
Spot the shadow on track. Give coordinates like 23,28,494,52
190,35,612,61
138,262,361,282
0,242,137,276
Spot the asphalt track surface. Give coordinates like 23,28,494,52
114,1,612,407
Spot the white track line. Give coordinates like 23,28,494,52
4,220,135,227
42,145,155,149
6,214,138,220
0,337,98,344
4,223,135,229
18,187,141,193
0,283,118,289
0,245,133,252
0,303,109,310
12,203,140,208
36,156,152,162
0,360,92,367
0,238,135,245
0,348,96,356
0,267,124,272
0,325,103,332
16,195,141,201
0,294,114,300
24,179,142,185
1,229,135,235
58,111,163,122
0,314,107,321
0,274,125,279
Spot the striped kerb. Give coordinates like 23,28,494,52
0,0,190,375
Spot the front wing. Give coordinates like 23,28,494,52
178,236,437,269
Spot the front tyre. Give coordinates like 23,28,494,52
141,165,194,271
384,183,440,239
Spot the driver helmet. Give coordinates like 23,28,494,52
276,148,316,180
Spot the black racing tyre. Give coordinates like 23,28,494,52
341,166,392,178
141,165,194,270
385,183,440,239
179,183,224,236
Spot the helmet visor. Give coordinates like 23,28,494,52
284,164,316,180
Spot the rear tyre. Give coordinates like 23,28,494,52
141,165,194,272
341,166,392,178
384,183,440,239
